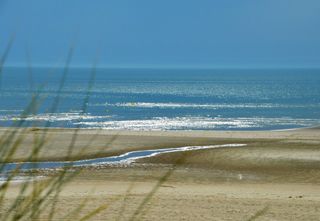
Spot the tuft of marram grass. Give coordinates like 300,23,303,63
0,40,110,221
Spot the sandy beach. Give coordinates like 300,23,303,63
1,127,320,220
2,1,320,220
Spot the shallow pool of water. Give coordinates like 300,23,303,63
1,144,246,174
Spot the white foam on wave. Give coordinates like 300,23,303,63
91,102,319,109
0,109,23,113
74,116,320,131
0,113,112,122
1,112,318,131
75,117,253,130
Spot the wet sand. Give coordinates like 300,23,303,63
1,126,320,162
1,127,320,220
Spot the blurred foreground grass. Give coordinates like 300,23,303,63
0,39,109,220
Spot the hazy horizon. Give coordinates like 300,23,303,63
1,0,320,68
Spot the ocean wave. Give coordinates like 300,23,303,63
0,109,23,113
1,112,318,131
91,102,317,109
74,117,320,131
0,113,112,122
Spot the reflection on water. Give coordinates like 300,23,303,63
1,144,246,173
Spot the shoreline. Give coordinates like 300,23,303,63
2,125,320,181
1,126,320,163
2,123,319,132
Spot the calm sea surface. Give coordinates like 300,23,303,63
0,67,319,131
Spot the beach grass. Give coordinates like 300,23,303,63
0,40,112,221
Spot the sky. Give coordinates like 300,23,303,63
1,0,320,68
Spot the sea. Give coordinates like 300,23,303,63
0,67,319,131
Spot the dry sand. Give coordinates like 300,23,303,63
1,127,320,220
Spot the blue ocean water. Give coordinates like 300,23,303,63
0,67,319,131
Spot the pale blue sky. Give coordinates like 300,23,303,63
1,0,320,68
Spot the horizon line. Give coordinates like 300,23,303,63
3,63,320,70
